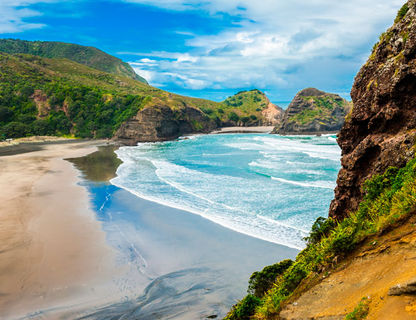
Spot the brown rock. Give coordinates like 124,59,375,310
329,0,416,219
388,277,416,296
274,88,351,135
114,104,216,145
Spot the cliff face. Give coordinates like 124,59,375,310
114,104,216,145
275,88,351,135
261,99,284,126
329,1,416,219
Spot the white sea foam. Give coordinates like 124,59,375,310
112,134,340,250
271,176,335,190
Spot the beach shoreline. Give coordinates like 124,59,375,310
0,138,299,319
0,140,118,319
210,126,275,134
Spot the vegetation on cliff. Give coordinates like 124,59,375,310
330,0,416,219
209,89,283,126
0,39,147,83
226,157,416,319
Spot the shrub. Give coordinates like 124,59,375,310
229,112,240,122
201,107,213,115
0,107,13,123
226,295,261,320
248,259,293,297
304,217,337,245
241,116,250,124
345,297,370,320
1,121,30,138
395,3,409,23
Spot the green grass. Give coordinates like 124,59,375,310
226,157,416,319
345,297,370,320
395,3,409,23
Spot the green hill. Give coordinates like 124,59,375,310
203,89,284,126
275,88,351,134
0,42,277,142
0,52,219,139
0,39,147,83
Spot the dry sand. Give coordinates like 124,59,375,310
210,126,275,134
0,141,116,319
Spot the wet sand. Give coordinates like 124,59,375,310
0,141,299,319
0,141,117,319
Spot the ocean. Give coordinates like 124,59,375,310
112,133,341,250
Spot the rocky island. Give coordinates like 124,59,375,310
274,87,351,135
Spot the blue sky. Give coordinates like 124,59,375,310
0,0,404,103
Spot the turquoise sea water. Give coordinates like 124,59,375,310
112,133,341,249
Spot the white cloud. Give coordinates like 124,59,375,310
0,0,63,34
0,0,47,34
125,0,404,100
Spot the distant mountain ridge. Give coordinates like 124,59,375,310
0,39,148,84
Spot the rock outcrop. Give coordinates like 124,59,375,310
274,88,351,135
261,100,284,126
114,104,216,145
329,0,416,219
219,89,284,127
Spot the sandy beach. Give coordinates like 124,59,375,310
210,126,275,134
0,140,117,319
0,139,298,319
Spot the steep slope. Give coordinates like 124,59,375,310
0,39,147,83
274,88,351,134
211,89,284,127
0,53,218,140
226,2,416,319
329,0,416,219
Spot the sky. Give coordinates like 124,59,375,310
0,0,405,103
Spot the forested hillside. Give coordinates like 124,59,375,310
0,53,219,139
0,39,147,83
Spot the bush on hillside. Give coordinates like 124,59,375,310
248,259,293,297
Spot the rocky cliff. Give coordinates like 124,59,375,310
114,102,216,145
329,0,416,219
274,88,351,135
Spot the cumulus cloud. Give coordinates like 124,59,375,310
124,0,404,100
0,0,62,33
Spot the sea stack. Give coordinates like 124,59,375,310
274,88,351,135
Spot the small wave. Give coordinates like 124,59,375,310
112,134,340,250
256,215,309,234
271,177,335,190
